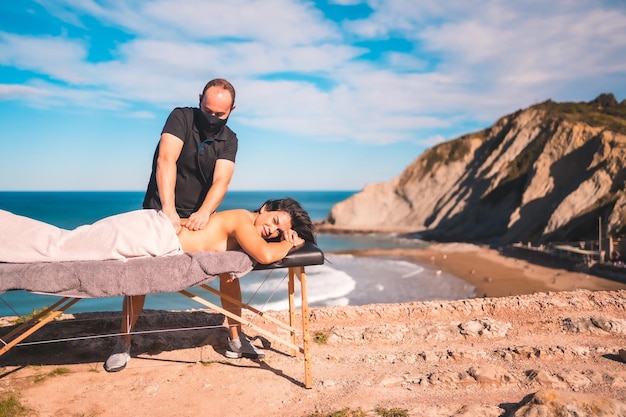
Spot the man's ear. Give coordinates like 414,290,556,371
198,93,204,107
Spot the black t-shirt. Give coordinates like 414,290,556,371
143,107,238,217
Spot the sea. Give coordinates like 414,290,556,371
0,191,475,316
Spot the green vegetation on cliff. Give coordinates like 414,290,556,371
538,93,626,134
422,131,486,174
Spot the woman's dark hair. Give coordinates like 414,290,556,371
255,198,316,244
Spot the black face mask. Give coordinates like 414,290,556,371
199,111,228,133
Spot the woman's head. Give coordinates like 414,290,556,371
255,198,316,244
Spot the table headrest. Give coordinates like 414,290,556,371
253,242,325,270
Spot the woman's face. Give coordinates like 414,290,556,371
254,210,292,240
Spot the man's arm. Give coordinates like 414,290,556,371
155,133,184,233
183,159,235,231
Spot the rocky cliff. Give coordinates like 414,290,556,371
322,94,626,245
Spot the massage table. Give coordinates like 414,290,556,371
0,242,325,388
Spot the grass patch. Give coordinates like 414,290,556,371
374,408,409,417
0,392,31,417
34,367,71,383
420,133,481,178
14,307,49,324
305,408,409,417
76,412,102,417
538,95,626,134
305,408,366,417
313,330,330,344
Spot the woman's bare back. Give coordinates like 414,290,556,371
177,209,252,253
176,207,299,265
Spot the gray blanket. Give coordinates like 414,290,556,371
0,250,254,298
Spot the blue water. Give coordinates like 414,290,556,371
0,190,354,226
0,191,474,316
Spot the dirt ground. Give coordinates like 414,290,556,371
2,244,626,417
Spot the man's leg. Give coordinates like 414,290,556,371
104,295,146,372
219,274,264,359
121,294,146,342
219,274,242,339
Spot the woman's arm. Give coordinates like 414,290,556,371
233,222,302,264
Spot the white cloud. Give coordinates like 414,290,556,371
124,110,156,119
146,0,339,45
3,0,626,150
0,83,49,99
420,134,447,148
0,32,91,84
40,0,341,46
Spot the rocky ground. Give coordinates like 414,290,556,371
2,288,626,416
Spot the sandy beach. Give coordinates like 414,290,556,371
337,242,626,298
2,243,626,416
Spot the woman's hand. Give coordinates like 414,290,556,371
282,229,305,248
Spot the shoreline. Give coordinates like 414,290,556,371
331,242,626,299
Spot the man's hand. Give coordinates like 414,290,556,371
163,208,182,234
282,229,305,248
183,210,211,231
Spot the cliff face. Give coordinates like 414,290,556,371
323,94,626,244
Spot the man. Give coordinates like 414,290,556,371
105,78,244,372
143,78,238,232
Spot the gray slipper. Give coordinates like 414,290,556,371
225,333,265,360
104,338,131,372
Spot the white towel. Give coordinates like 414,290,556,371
0,209,183,263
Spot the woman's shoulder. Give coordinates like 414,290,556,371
214,209,252,222
217,208,250,215
213,209,253,236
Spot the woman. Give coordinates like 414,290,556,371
178,197,315,262
0,198,315,264
0,198,315,371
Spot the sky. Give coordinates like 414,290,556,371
1,1,625,191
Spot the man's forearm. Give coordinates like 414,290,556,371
199,180,229,214
156,159,178,213
198,159,235,215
